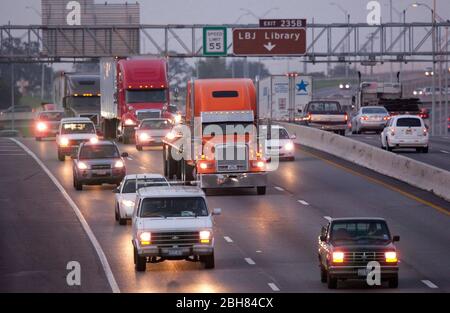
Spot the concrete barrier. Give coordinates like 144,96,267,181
279,122,450,202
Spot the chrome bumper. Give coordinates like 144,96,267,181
200,172,267,189
137,244,214,257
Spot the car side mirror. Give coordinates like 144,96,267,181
212,208,222,216
290,134,297,140
121,152,129,158
392,235,400,242
319,235,327,242
112,188,119,194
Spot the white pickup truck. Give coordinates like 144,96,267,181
131,185,221,271
300,100,348,136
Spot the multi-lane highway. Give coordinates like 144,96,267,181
348,133,450,171
1,137,449,293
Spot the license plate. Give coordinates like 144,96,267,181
94,170,108,176
357,268,368,276
405,129,412,135
168,249,183,256
227,165,238,170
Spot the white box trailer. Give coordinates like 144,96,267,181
258,75,312,121
100,57,118,120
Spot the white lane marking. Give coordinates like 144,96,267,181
421,280,438,289
324,216,332,221
440,150,450,154
223,236,233,243
10,138,121,293
256,250,262,253
298,200,309,206
244,258,256,265
268,283,280,291
274,186,284,192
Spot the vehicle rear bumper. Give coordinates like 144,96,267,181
359,121,387,130
388,137,428,148
329,265,399,278
200,172,267,189
137,244,214,257
309,123,347,131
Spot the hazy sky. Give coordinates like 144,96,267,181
1,0,449,75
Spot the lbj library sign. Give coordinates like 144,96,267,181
41,0,140,57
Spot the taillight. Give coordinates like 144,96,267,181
251,160,266,170
344,113,348,122
390,127,396,136
383,116,389,121
303,113,312,121
423,128,428,136
360,115,368,121
197,160,214,172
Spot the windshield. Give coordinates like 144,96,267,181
330,221,391,244
396,118,422,127
264,128,290,139
126,90,167,104
140,197,208,218
122,178,169,193
38,112,64,121
79,145,119,159
61,122,95,134
362,107,388,114
308,102,340,112
140,119,172,130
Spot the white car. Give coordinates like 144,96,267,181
262,125,296,161
56,117,98,161
135,118,173,151
131,185,221,271
381,115,429,153
114,174,169,225
351,106,390,134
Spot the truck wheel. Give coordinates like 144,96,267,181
422,146,429,153
327,273,338,289
257,186,266,195
386,139,393,152
134,248,147,272
320,266,328,283
73,175,83,191
388,274,399,288
57,149,65,161
202,252,215,269
136,145,143,151
119,217,127,226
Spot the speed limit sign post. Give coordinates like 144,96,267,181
203,27,227,56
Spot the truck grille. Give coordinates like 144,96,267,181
137,111,161,120
91,164,111,170
343,251,387,265
152,231,200,247
215,144,248,173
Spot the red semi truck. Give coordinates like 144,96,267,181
100,57,171,143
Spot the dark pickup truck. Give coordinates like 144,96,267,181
300,100,348,136
318,217,400,289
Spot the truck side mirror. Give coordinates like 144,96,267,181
121,152,129,158
392,235,400,242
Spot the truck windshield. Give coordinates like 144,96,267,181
140,197,208,218
308,102,340,112
61,123,95,134
122,178,169,193
38,112,64,121
330,221,391,244
79,145,120,159
126,90,167,104
140,119,172,130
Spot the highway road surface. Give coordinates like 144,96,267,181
1,137,449,293
347,134,450,172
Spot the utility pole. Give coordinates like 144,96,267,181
11,63,15,131
431,5,437,135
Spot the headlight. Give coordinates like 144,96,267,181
339,84,344,89
60,137,69,147
332,251,344,263
165,131,176,140
139,133,150,142
125,119,135,126
36,122,47,131
256,160,265,169
284,142,294,151
385,251,398,263
174,114,182,124
122,199,135,208
77,162,88,170
199,230,211,244
114,160,124,168
139,232,151,245
199,162,208,170
90,137,98,144
345,84,350,89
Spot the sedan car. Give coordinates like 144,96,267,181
318,217,400,289
261,125,296,161
34,110,65,141
73,140,128,190
351,106,390,134
113,174,169,225
381,115,429,153
135,118,173,151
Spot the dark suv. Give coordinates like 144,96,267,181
72,140,128,190
318,218,400,289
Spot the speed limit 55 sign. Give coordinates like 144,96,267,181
203,27,227,56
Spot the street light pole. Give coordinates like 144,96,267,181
11,63,15,131
330,2,350,78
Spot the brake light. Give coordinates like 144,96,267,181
344,113,348,122
36,122,47,131
360,115,369,121
383,116,389,121
303,113,311,121
197,160,214,172
390,127,396,136
423,128,428,136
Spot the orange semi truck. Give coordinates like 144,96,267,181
162,78,267,194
